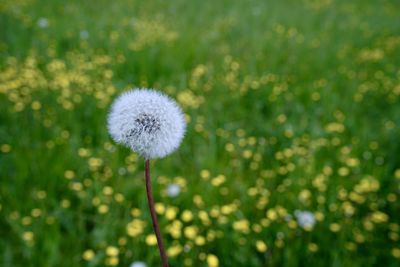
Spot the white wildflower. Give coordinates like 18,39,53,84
166,184,181,197
80,30,89,39
107,88,186,159
37,18,49,28
130,262,147,267
295,210,316,229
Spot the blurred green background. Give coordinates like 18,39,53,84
1,0,400,266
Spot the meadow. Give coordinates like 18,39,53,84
1,0,400,266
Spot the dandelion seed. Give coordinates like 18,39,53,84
108,88,186,159
130,262,147,267
166,184,181,197
80,30,89,39
37,18,49,28
295,210,316,230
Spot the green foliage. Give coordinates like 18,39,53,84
1,0,400,266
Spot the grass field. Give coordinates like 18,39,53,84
1,0,400,266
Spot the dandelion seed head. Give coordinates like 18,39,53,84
130,262,147,267
80,30,89,39
167,184,181,198
295,210,316,229
107,88,186,159
37,18,49,28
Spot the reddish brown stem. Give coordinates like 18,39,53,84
145,159,169,267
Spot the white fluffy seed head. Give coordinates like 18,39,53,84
295,210,316,229
130,262,147,267
107,88,186,159
166,183,181,198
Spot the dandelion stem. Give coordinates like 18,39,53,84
145,159,169,267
